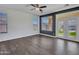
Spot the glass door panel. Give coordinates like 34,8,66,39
41,16,53,31
56,10,79,41
40,15,55,35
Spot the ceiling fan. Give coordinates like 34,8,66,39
30,4,47,13
64,4,70,6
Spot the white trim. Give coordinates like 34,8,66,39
40,33,57,38
0,33,39,42
40,33,79,42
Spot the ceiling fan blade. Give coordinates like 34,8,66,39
40,6,47,8
64,4,69,6
35,4,39,7
39,9,43,13
31,4,36,7
31,4,39,7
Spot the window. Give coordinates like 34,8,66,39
0,13,7,33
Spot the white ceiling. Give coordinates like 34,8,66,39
0,4,78,15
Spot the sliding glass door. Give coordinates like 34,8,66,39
40,7,79,42
40,15,55,35
56,10,79,41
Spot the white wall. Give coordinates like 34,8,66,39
0,8,39,42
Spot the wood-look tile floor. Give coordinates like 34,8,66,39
0,35,79,55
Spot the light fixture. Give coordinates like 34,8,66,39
35,8,40,11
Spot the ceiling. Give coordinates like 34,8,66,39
0,4,78,15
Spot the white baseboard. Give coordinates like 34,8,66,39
0,33,39,42
40,33,79,43
40,33,57,38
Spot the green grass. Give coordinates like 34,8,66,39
69,32,76,37
56,30,64,36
